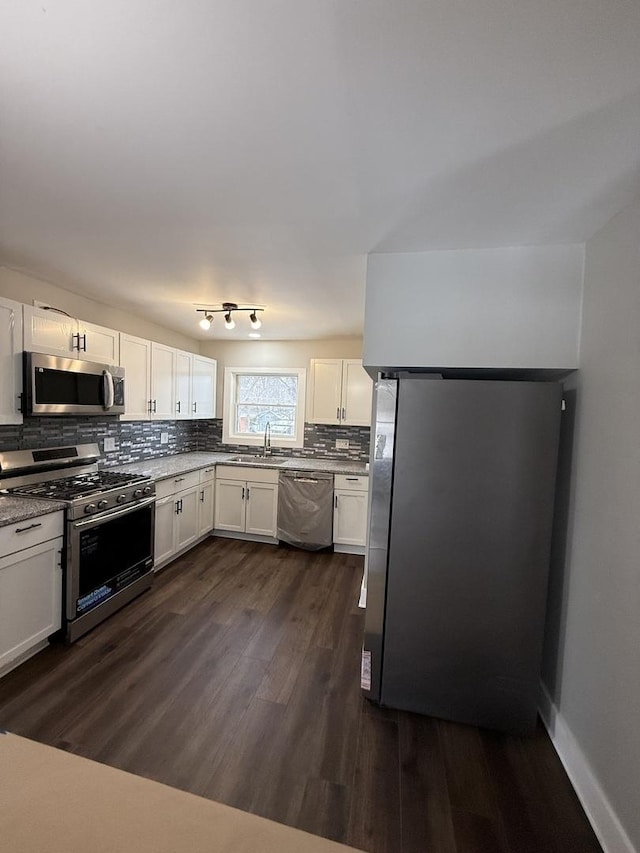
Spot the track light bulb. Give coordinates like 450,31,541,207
249,311,262,330
224,311,235,330
199,313,213,330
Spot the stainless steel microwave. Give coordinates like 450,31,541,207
23,352,125,416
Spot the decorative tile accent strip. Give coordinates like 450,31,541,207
195,419,370,462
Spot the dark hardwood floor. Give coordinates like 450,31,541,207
0,538,602,853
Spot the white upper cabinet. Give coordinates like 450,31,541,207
150,343,177,420
23,306,76,357
0,297,23,425
77,320,120,363
192,355,217,419
340,360,373,426
307,358,373,426
307,359,343,424
175,350,193,420
24,305,119,363
120,334,152,421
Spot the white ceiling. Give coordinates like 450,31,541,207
1,0,640,340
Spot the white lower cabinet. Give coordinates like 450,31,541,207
214,466,279,539
153,468,215,570
333,474,369,549
0,511,64,675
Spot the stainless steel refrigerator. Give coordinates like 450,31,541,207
362,375,562,734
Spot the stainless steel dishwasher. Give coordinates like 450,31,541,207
277,470,334,550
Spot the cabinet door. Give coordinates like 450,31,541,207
175,350,193,420
214,479,246,532
341,360,373,426
0,296,23,425
333,490,369,546
120,334,152,421
192,355,217,419
197,481,215,537
307,359,342,424
0,536,63,671
151,343,177,420
245,482,278,537
77,320,120,364
23,305,77,356
175,486,200,551
154,495,177,567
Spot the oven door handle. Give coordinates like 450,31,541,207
71,496,156,530
102,370,115,410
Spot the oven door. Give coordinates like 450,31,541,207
25,352,125,415
66,498,155,621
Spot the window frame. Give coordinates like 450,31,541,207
222,366,307,448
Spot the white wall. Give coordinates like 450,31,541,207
0,267,201,352
199,338,363,414
363,245,584,371
542,204,640,853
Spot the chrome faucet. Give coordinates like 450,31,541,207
263,421,271,457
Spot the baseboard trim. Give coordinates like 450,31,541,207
539,685,637,853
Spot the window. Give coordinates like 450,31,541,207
223,367,307,447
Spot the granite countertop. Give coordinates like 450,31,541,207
0,496,66,529
112,452,369,480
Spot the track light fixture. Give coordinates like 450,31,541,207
195,303,265,332
199,313,213,331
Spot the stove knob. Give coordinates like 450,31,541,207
133,488,143,498
84,503,97,514
143,486,152,496
116,494,127,504
98,500,108,510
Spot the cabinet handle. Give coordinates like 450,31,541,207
176,400,181,413
200,490,205,502
175,499,183,514
334,495,338,509
152,400,157,414
81,333,87,352
15,522,43,534
346,477,359,482
342,407,346,420
246,487,250,501
175,477,185,484
193,402,197,413
148,399,153,414
72,332,80,351
336,406,340,420
242,487,245,501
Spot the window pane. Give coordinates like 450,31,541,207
236,374,298,405
235,404,296,437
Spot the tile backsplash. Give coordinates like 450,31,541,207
0,417,370,468
197,419,370,462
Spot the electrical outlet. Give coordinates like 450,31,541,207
160,432,169,445
335,439,349,450
104,437,116,452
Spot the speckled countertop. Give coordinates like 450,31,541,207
0,496,66,528
112,452,368,480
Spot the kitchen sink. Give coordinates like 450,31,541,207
227,454,288,465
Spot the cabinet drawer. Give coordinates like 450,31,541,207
155,470,201,499
334,474,369,492
199,466,217,484
0,510,65,559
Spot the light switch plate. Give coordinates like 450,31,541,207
160,432,169,445
104,437,116,452
335,439,349,450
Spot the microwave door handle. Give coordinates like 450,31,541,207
103,370,115,409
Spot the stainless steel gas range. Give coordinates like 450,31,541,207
0,444,155,642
